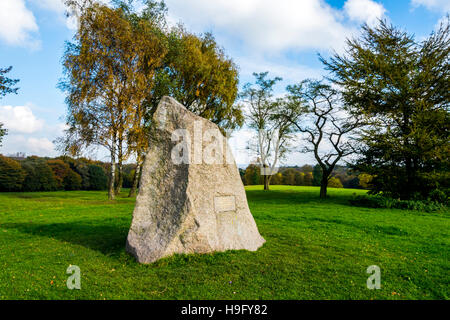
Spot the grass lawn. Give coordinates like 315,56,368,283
0,185,448,300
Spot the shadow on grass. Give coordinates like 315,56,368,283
2,221,129,257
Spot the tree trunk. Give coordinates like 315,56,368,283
115,141,123,196
128,162,141,197
108,145,116,200
319,174,328,199
115,160,123,196
404,156,414,200
263,174,270,191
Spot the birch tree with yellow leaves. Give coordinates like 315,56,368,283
59,3,166,199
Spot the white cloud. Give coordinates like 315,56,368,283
0,105,45,134
0,135,56,157
411,0,450,12
26,137,55,154
344,0,386,26
228,128,254,165
30,0,113,30
165,0,346,52
29,0,80,30
165,0,386,53
0,0,39,48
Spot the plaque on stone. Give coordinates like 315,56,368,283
214,196,236,213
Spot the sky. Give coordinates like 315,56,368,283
0,0,448,166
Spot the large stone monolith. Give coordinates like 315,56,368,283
126,96,265,263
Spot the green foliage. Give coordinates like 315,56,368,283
358,173,373,189
72,161,90,190
87,164,108,190
149,26,243,131
11,156,110,192
47,160,71,190
281,168,299,185
0,66,19,146
269,172,283,185
312,164,322,186
428,189,449,204
322,19,450,199
303,171,313,186
294,172,304,186
21,157,58,192
243,164,262,185
0,155,26,191
63,169,82,191
121,164,136,188
0,123,6,147
239,168,246,184
349,194,447,212
328,177,343,188
0,66,19,99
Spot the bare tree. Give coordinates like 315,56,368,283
286,80,361,198
241,72,296,190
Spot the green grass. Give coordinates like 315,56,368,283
0,186,448,300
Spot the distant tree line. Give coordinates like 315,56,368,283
240,164,368,189
0,154,140,193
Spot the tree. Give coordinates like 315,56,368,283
0,155,25,191
270,172,283,185
21,157,58,192
312,164,322,186
328,176,343,188
59,3,166,199
87,164,108,190
73,160,91,190
0,123,6,148
128,162,142,197
285,80,361,198
148,25,244,131
244,164,262,185
300,164,313,173
126,13,244,191
303,172,313,186
321,19,450,199
0,66,19,98
358,173,373,189
134,25,244,192
0,66,19,146
64,169,82,190
241,72,298,190
47,160,71,190
294,171,304,186
282,168,299,185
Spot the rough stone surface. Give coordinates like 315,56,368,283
126,96,265,263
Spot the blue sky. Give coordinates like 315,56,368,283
0,0,448,165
